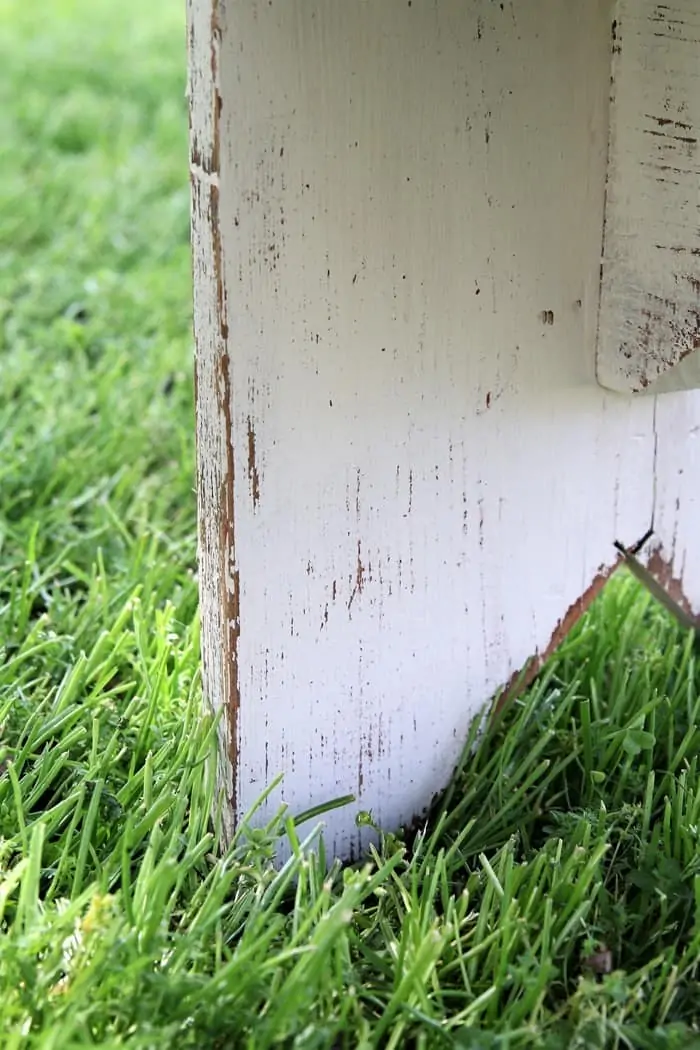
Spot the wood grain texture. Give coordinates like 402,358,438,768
597,0,700,394
188,0,700,859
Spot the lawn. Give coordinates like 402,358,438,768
2,1,700,1046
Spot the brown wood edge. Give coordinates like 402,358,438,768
489,560,619,721
489,539,699,724
189,0,241,826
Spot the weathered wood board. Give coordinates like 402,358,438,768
188,0,700,858
597,0,700,394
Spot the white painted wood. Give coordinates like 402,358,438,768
597,0,700,394
188,0,700,859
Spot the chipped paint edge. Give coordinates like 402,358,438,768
188,0,239,839
493,539,699,722
492,559,620,718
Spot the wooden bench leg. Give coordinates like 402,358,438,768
188,0,700,857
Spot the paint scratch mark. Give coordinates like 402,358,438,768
347,541,366,612
247,417,261,509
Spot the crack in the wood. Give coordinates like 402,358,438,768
650,395,658,534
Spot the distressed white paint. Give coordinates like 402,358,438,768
188,0,700,859
597,0,700,394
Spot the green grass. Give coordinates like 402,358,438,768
2,0,700,1046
